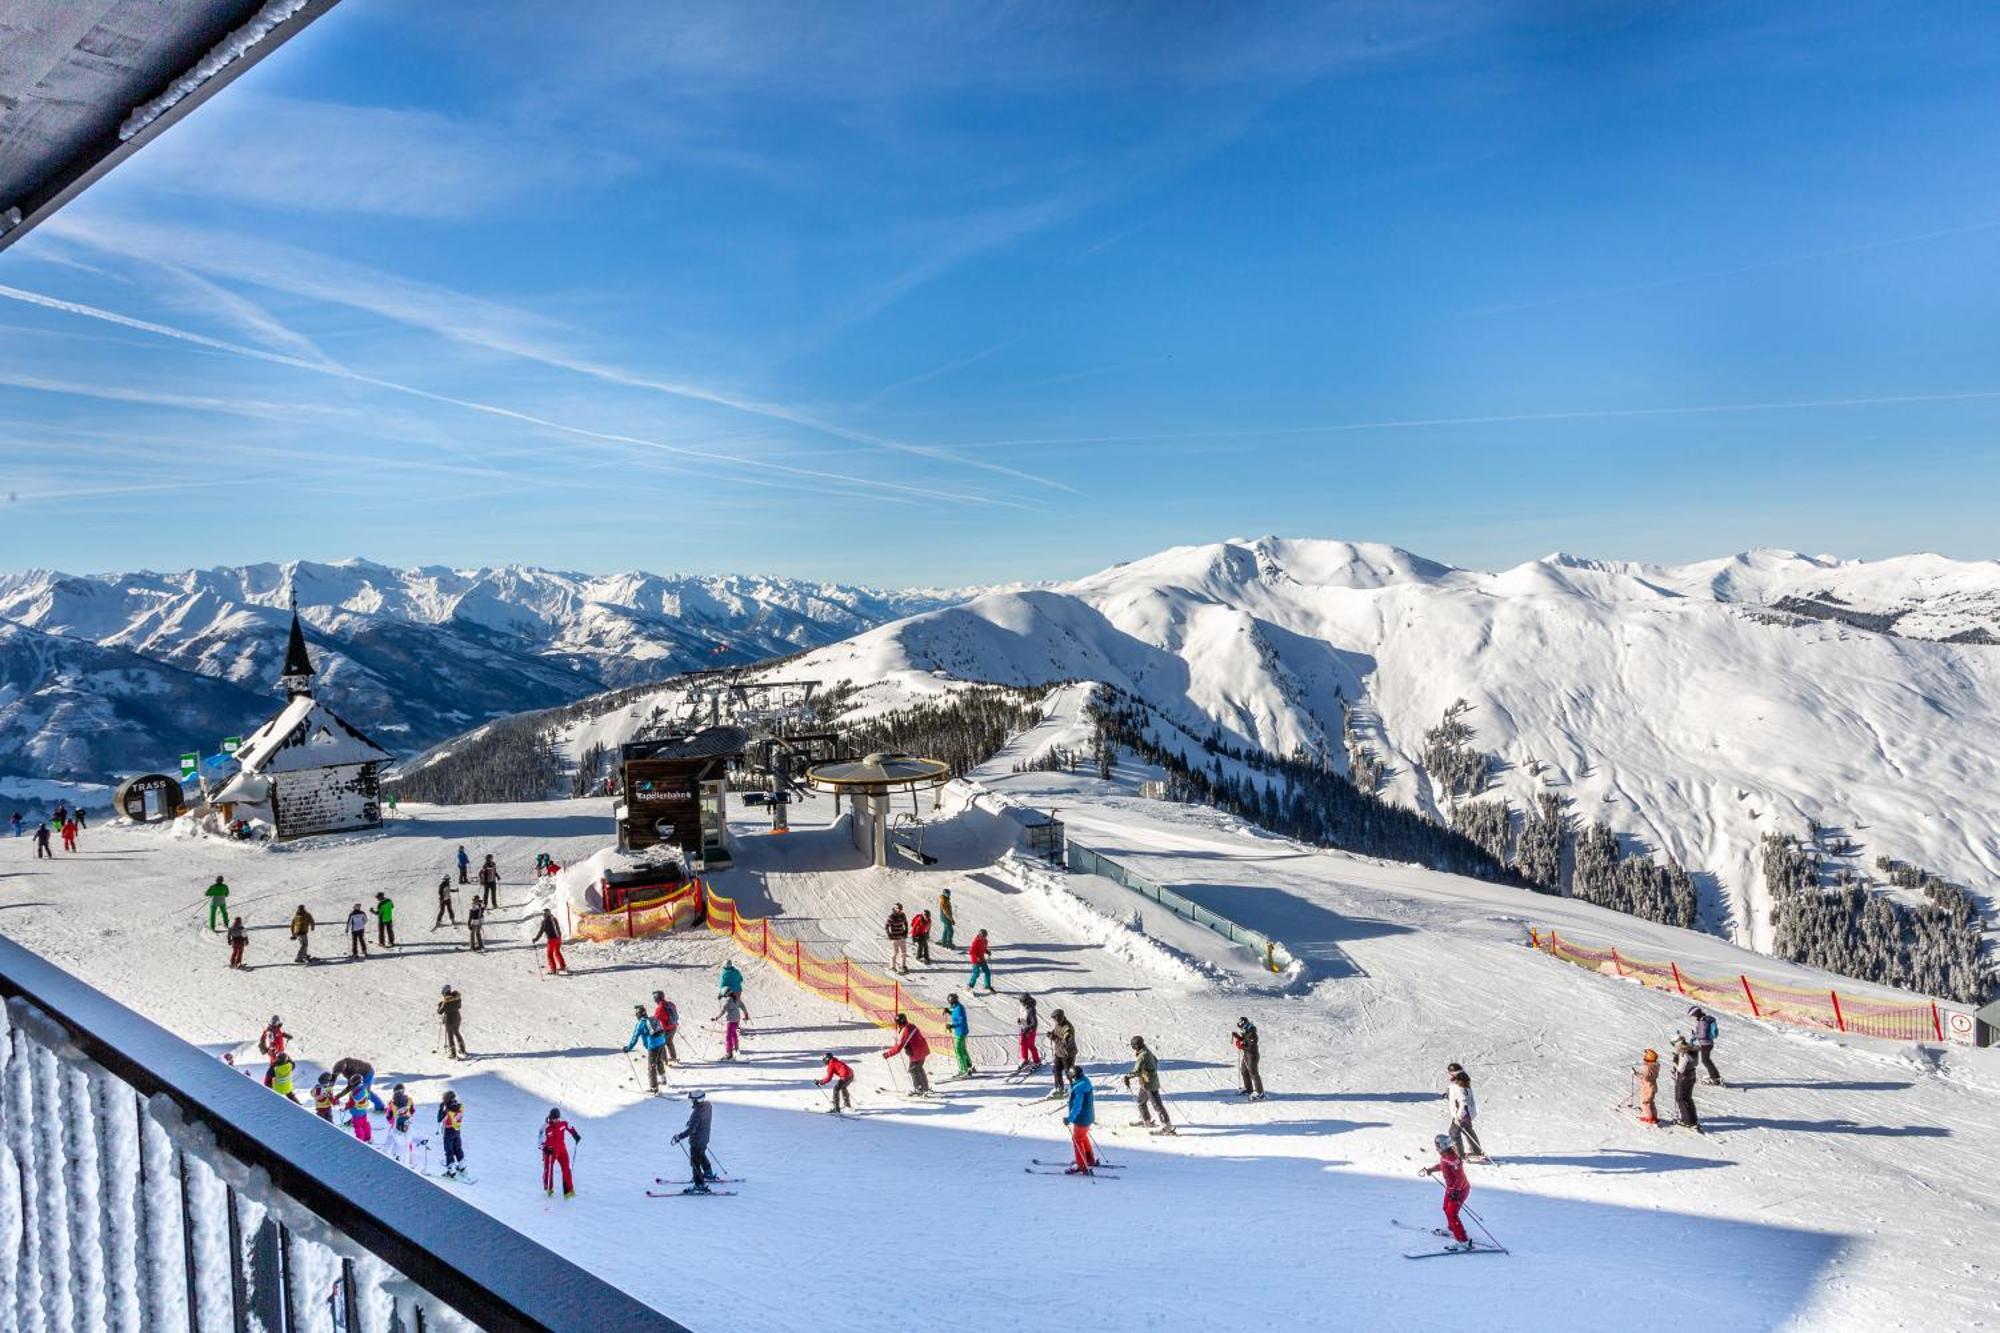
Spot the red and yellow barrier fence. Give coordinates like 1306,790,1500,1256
704,886,952,1049
1529,925,1948,1043
571,879,707,943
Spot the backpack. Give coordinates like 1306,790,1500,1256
1702,1016,1719,1043
661,1001,679,1028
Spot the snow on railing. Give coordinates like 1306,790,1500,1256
1528,925,1974,1044
1067,841,1299,974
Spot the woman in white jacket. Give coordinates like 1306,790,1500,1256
1446,1062,1485,1160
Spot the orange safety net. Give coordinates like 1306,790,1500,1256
1529,926,1944,1043
571,880,706,943
705,885,951,1049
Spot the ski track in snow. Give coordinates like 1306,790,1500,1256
1,785,1995,1332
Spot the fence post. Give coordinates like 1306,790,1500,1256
893,981,901,1017
1529,927,1541,950
1828,990,1846,1033
844,959,851,1005
1669,962,1687,996
626,903,635,940
1739,975,1762,1017
1549,929,1561,957
762,918,770,958
1931,1001,1944,1042
1610,947,1625,977
795,944,803,983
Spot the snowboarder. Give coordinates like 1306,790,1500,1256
311,1074,338,1122
1045,1009,1078,1097
651,991,682,1063
670,1090,714,1192
1687,1006,1723,1085
884,1012,931,1096
718,961,743,1000
1016,994,1043,1071
1446,1063,1484,1160
467,898,487,951
456,845,470,884
205,877,230,932
290,905,315,962
626,1004,669,1092
1233,1017,1266,1099
438,1091,466,1177
346,904,368,958
374,892,396,948
1671,1037,1701,1131
1063,1069,1098,1174
714,991,750,1061
946,994,974,1076
540,1108,581,1197
533,909,567,974
885,903,910,974
1632,1048,1661,1125
226,917,249,969
386,1085,417,1164
1418,1135,1474,1250
439,985,467,1058
937,888,956,950
966,929,994,993
818,1053,855,1112
478,854,500,908
32,823,51,859
910,908,933,965
434,876,456,929
1124,1036,1173,1134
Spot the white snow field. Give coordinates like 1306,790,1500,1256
3,778,1995,1332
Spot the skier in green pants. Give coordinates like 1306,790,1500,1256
205,877,231,932
946,993,974,1076
937,888,956,950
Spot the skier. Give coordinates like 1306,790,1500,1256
268,1051,298,1103
330,1056,386,1113
434,876,456,929
910,908,933,965
540,1108,581,1198
966,929,994,993
1016,993,1043,1072
32,823,51,859
59,817,76,853
1045,1008,1078,1098
669,1090,715,1192
1632,1048,1661,1125
259,1016,291,1060
1670,1037,1702,1131
946,993,974,1076
885,903,910,974
626,1004,670,1092
651,991,682,1063
311,1074,338,1122
290,905,315,963
884,1012,932,1096
73,806,86,830
438,1091,467,1178
713,990,750,1061
532,909,567,974
467,898,486,952
478,854,500,907
718,961,743,1000
386,1085,417,1164
937,888,956,950
374,892,396,949
456,845,470,884
1233,1017,1266,1100
1063,1068,1099,1174
346,903,369,959
1418,1134,1474,1250
1125,1036,1173,1134
1687,1006,1724,1085
345,1087,374,1144
1446,1063,1484,1160
205,877,231,932
817,1053,855,1113
439,985,467,1059
226,917,249,969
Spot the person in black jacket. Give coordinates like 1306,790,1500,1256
671,1090,716,1191
1670,1037,1701,1131
1232,1017,1265,1099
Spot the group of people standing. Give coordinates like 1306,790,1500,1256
1628,1006,1725,1131
15,804,83,857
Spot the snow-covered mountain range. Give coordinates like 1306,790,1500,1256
0,559,964,780
530,538,2000,954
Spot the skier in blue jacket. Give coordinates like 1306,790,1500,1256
946,995,974,1077
624,1004,669,1093
719,961,744,999
1063,1070,1098,1173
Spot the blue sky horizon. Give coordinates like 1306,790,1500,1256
4,0,1999,586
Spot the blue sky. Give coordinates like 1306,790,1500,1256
4,0,1999,586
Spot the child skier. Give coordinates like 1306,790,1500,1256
817,1053,855,1112
884,1013,932,1096
346,904,368,958
438,1091,467,1178
714,991,751,1060
1633,1049,1661,1125
1418,1135,1474,1250
345,1088,374,1144
541,1108,581,1197
946,994,974,1076
386,1085,417,1164
311,1074,338,1121
1063,1069,1098,1174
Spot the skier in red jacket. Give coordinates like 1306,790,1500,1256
1419,1134,1473,1249
540,1108,581,1198
817,1052,855,1113
883,1013,931,1096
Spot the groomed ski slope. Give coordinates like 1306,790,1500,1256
3,783,1995,1331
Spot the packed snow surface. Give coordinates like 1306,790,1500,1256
4,769,1995,1331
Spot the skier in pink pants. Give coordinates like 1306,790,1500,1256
714,992,750,1060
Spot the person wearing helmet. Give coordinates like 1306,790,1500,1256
310,1072,339,1122
1124,1036,1173,1135
671,1090,715,1191
541,1108,581,1197
1232,1018,1265,1100
817,1053,855,1113
1044,1008,1078,1098
1418,1135,1474,1250
651,991,682,1064
386,1084,417,1165
1063,1067,1098,1174
625,1002,669,1093
1670,1037,1702,1132
1445,1064,1484,1161
1687,1007,1723,1086
884,1012,932,1096
1633,1049,1661,1125
945,994,974,1077
438,984,466,1059
437,1090,467,1178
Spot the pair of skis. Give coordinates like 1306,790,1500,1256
1024,1159,1123,1178
647,1174,739,1198
1390,1218,1508,1259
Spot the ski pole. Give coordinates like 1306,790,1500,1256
1462,1205,1507,1252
